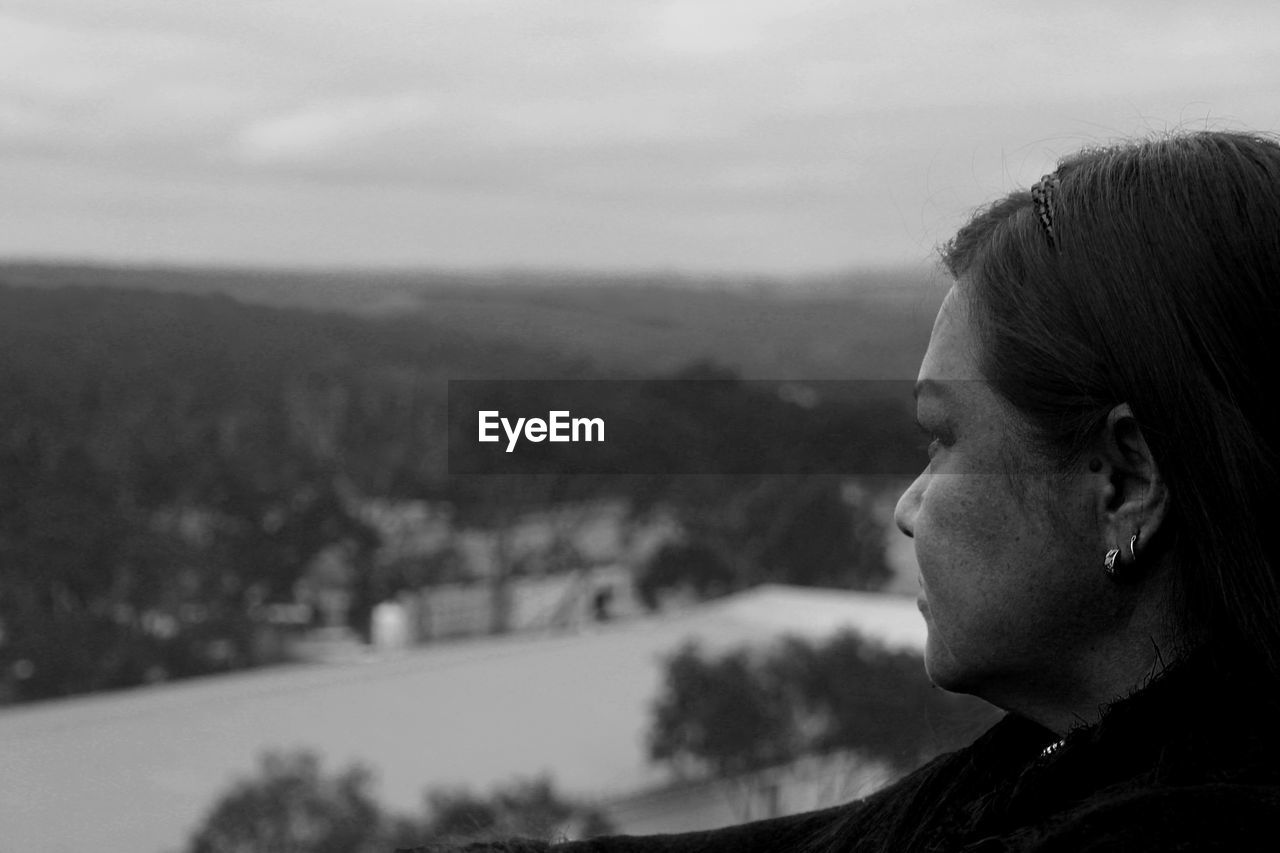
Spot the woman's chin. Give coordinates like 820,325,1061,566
922,634,966,693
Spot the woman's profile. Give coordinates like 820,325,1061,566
401,130,1280,851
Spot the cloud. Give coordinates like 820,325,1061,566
234,94,440,165
650,2,768,56
0,8,283,166
3,0,1280,270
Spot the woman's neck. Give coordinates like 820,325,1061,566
1012,644,1175,736
1005,593,1192,736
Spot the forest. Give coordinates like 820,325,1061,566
0,266,939,705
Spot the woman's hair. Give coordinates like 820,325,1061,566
941,130,1280,676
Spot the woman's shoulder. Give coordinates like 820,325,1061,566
397,842,552,853
394,736,993,853
395,801,858,853
547,801,859,852
394,719,1027,853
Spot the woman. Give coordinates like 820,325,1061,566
404,131,1280,851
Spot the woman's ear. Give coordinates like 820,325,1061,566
1089,404,1169,564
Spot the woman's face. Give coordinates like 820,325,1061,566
894,285,1103,707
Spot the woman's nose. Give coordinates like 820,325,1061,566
894,475,922,538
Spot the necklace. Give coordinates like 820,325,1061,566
1039,738,1066,758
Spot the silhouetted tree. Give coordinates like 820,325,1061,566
184,750,613,853
636,544,736,610
413,777,613,846
778,633,998,770
186,751,386,853
636,475,893,606
648,642,799,779
647,631,1000,795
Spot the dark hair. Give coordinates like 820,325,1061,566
942,131,1280,676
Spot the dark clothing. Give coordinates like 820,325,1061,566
403,649,1280,852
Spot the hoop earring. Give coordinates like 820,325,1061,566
1104,548,1120,577
1128,532,1139,563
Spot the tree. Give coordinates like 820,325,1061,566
184,750,614,853
634,475,894,607
778,633,998,771
648,642,800,779
636,543,736,610
647,642,801,820
186,751,386,853
647,631,1001,817
411,777,613,846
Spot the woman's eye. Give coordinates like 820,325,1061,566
914,420,945,458
915,418,952,461
916,437,942,459
915,432,941,458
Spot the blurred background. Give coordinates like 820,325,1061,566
2,2,1278,851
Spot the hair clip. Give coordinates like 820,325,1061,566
1030,173,1059,250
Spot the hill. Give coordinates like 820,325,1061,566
0,262,943,379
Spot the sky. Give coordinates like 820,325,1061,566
2,0,1279,274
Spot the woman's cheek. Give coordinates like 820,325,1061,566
912,478,955,584
913,483,989,616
